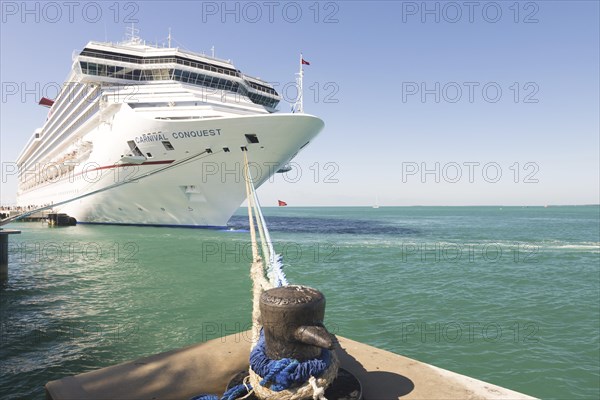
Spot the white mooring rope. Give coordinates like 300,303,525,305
242,152,335,399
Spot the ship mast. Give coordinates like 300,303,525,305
293,53,307,114
298,53,304,113
125,23,141,45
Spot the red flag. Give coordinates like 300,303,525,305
301,58,310,65
38,97,54,107
278,200,288,207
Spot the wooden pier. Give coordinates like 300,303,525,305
21,210,53,222
0,209,54,222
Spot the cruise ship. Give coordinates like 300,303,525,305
14,31,323,227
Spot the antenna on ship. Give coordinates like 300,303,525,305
211,46,215,58
125,22,141,45
168,28,172,48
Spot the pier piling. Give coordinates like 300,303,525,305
0,229,21,282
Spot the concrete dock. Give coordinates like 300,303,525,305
45,332,536,399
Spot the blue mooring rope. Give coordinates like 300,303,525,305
250,332,332,391
190,381,249,400
190,331,332,399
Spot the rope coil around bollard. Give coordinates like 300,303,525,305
192,331,338,400
249,331,339,399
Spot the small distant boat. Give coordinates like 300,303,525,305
372,196,380,209
278,200,288,207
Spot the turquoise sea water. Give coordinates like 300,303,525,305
1,206,599,399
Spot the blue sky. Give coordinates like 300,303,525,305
1,1,598,206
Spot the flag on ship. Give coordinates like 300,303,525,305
39,97,55,107
301,58,310,65
278,200,288,207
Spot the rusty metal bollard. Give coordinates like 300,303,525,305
260,285,333,361
226,285,361,399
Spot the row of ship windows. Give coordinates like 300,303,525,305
174,69,238,92
80,62,279,108
43,89,99,144
25,102,100,177
43,85,98,137
81,62,239,92
59,102,100,145
29,86,98,167
79,62,277,95
246,81,278,96
80,49,241,77
80,52,277,96
247,92,278,108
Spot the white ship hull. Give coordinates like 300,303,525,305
17,108,323,227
